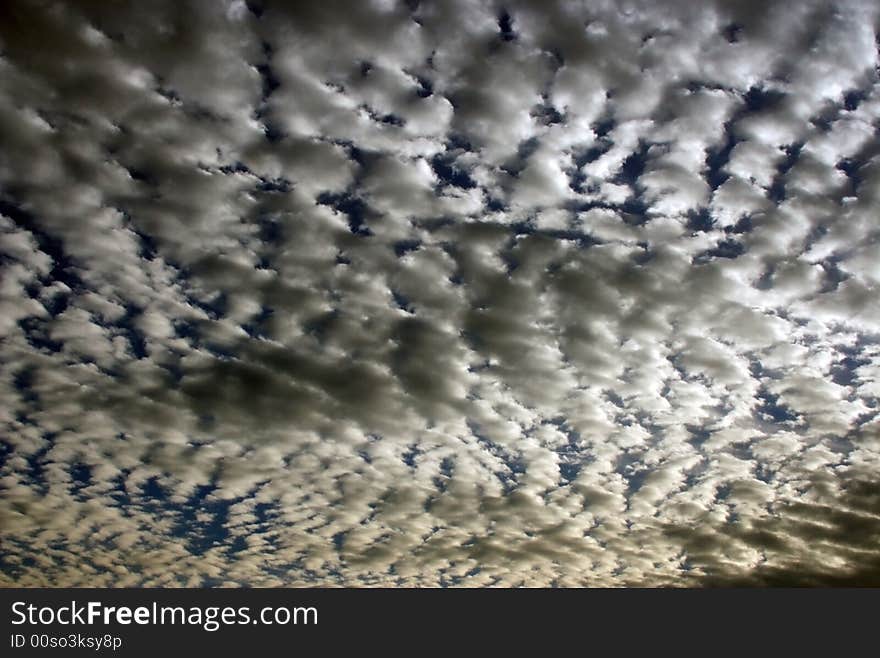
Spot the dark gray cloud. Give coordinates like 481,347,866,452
1,0,879,587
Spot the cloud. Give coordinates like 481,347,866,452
0,0,879,587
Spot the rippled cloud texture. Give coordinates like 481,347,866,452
1,0,879,586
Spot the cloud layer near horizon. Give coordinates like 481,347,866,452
1,0,879,586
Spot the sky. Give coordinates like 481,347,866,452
0,0,879,587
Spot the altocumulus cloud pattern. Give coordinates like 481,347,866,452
1,0,879,587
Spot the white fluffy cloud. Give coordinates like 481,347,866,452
1,0,879,587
